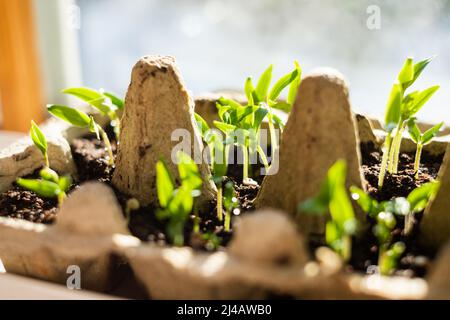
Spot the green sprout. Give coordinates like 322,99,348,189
299,160,357,262
223,181,239,232
407,118,444,179
351,182,439,275
213,62,301,185
378,56,439,188
62,87,124,140
47,104,115,166
156,152,203,246
17,121,72,206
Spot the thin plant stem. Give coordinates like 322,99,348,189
242,145,249,182
378,132,392,189
414,144,423,179
267,114,278,158
44,154,50,169
98,125,115,166
217,185,223,221
224,209,231,232
392,125,405,174
257,145,270,174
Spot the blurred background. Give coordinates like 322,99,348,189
0,0,449,144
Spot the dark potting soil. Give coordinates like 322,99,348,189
0,183,58,224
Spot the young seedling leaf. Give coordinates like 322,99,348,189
177,151,203,191
411,56,435,85
350,186,378,217
47,105,91,128
255,64,273,102
89,116,100,139
407,118,421,143
156,160,175,208
384,83,403,132
268,69,299,101
30,121,47,160
406,85,440,117
287,60,302,106
63,87,112,114
407,181,440,213
16,178,61,198
244,77,255,105
103,91,124,109
422,122,444,145
397,57,414,88
194,113,210,137
213,121,237,135
270,101,292,113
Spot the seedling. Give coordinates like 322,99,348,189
213,62,301,184
156,152,203,246
17,121,72,206
47,104,115,166
378,56,439,188
223,181,239,232
299,160,357,262
407,118,444,179
62,87,124,139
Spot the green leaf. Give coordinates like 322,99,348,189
213,121,237,135
245,77,255,105
404,85,440,118
384,83,403,132
63,87,112,114
89,116,100,139
47,105,91,128
287,60,302,106
327,160,356,232
194,113,210,137
255,65,273,102
397,57,414,88
39,167,59,183
407,118,421,144
270,101,292,113
30,121,47,159
217,97,244,110
268,69,299,101
168,186,193,219
410,56,435,86
177,151,202,191
421,122,444,145
103,91,124,109
407,181,440,213
16,178,61,198
350,186,378,216
156,160,175,208
253,108,268,130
